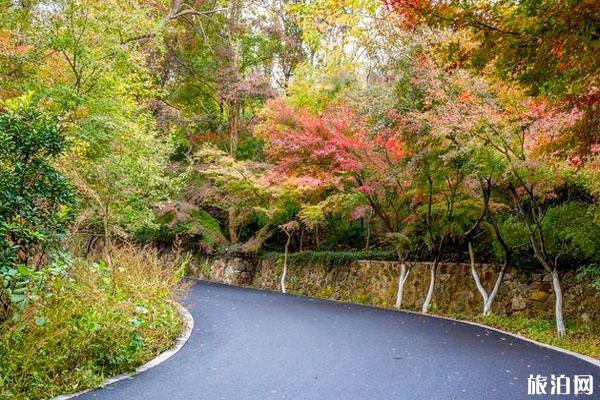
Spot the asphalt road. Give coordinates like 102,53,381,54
75,280,600,400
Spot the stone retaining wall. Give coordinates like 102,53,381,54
188,256,255,286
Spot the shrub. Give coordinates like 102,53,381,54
0,247,187,400
262,250,396,268
0,102,77,320
577,265,600,296
0,103,76,265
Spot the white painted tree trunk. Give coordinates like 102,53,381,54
280,261,287,294
469,242,488,314
422,259,437,313
395,263,410,309
551,268,566,337
471,266,506,317
280,235,291,294
468,242,506,316
484,266,506,316
528,230,567,337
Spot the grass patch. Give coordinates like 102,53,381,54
0,248,188,400
449,313,600,360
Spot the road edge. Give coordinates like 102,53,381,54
196,279,600,369
51,302,195,400
400,308,600,369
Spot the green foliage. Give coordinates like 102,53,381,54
288,0,379,58
541,202,600,267
236,135,265,161
0,248,184,400
393,58,426,112
576,265,600,296
71,114,180,239
0,101,77,318
298,205,326,231
1,0,176,242
396,0,600,99
485,217,530,267
185,210,227,251
0,102,76,262
286,62,361,114
468,314,600,359
262,250,396,268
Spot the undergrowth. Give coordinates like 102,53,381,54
261,250,396,268
0,247,188,400
450,313,600,360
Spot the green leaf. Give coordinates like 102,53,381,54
16,264,33,277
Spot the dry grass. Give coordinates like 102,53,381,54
0,247,188,400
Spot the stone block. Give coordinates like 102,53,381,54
511,296,527,311
529,289,550,302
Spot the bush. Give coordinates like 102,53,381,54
0,103,77,320
0,104,76,264
0,248,187,400
577,265,600,296
262,250,396,268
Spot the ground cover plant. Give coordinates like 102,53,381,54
0,248,186,400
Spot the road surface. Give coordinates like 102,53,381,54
75,280,599,400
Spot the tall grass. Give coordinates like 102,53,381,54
0,247,188,400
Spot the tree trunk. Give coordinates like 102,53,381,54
469,241,488,313
395,262,410,309
85,235,99,257
228,209,238,244
102,205,113,268
484,264,506,316
551,268,566,337
469,241,507,316
365,216,371,250
229,102,240,158
280,235,291,294
422,258,438,313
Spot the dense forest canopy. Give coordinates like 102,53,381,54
1,0,599,341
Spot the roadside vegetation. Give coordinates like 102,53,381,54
464,315,600,361
0,248,186,400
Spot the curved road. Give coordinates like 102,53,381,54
76,280,599,400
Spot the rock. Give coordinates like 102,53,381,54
511,296,527,311
581,313,591,322
529,281,542,290
229,258,243,271
530,289,550,302
213,258,226,270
